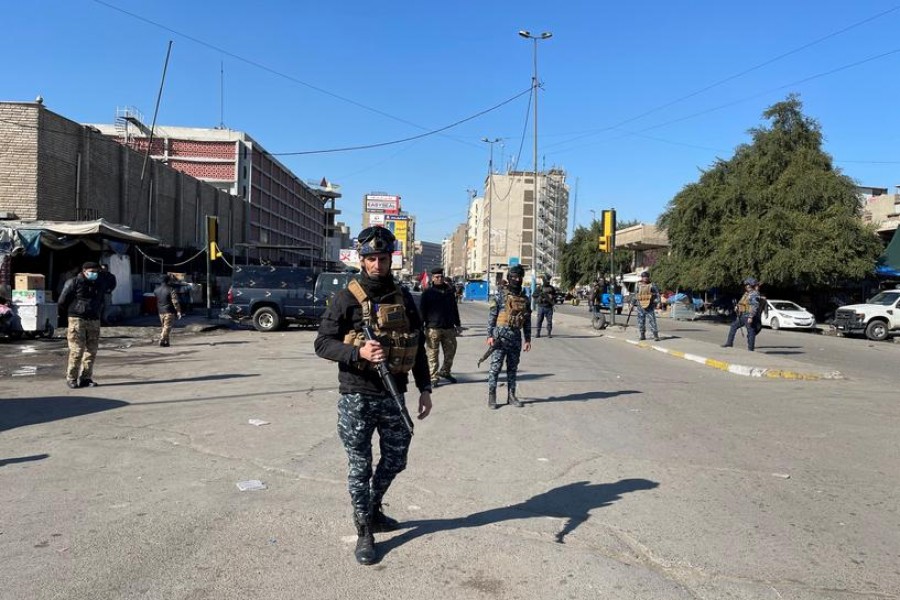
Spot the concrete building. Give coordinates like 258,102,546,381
0,101,244,252
861,186,900,242
91,110,336,264
468,196,484,277
481,168,569,282
443,222,467,279
412,240,442,277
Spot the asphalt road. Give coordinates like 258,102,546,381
1,303,898,599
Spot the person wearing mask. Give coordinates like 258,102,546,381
154,274,183,347
535,275,557,338
58,261,104,388
419,267,462,387
486,264,532,409
314,226,433,565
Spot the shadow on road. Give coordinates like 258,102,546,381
0,453,50,467
377,478,660,560
528,389,641,404
0,396,128,433
101,373,260,387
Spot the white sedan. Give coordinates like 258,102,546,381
760,299,816,330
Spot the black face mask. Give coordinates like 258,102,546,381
508,275,523,291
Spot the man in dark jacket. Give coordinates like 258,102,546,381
58,261,104,388
314,226,432,566
154,274,183,347
419,267,462,387
535,275,557,338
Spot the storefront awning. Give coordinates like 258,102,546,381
0,219,159,257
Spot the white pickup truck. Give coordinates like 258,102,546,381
832,288,900,341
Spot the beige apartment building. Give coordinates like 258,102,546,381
479,168,569,282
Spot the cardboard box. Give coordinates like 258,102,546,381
14,273,45,290
11,289,46,305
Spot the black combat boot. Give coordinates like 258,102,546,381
508,390,524,408
353,511,376,565
488,390,498,410
369,501,399,533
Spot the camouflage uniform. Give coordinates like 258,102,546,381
154,277,182,347
723,278,761,351
58,266,104,387
535,284,556,338
632,276,661,341
487,282,532,405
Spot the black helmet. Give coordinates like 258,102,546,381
640,271,650,278
357,227,396,256
743,277,758,286
509,265,525,277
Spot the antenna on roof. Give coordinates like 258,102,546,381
218,59,226,129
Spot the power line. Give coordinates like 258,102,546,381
543,4,900,150
271,87,531,155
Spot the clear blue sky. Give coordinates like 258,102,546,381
5,1,900,243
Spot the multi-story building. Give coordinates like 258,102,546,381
412,240,442,277
443,223,467,278
92,109,336,264
480,168,569,280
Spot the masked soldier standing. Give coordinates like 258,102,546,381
58,261,105,388
633,271,661,341
419,267,461,387
535,275,557,338
486,264,532,409
314,226,433,565
721,277,760,351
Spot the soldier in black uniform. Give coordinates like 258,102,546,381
314,226,433,565
486,264,532,409
419,267,462,386
535,275,557,338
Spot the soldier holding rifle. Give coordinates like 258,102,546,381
314,226,432,566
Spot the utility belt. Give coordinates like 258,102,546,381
343,280,419,375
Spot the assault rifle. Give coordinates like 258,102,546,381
477,339,501,367
361,325,415,435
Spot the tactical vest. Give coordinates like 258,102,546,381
343,280,419,375
496,292,527,328
737,292,752,315
636,283,655,309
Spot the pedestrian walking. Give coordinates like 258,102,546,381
722,277,761,351
97,263,117,324
419,267,461,387
58,261,104,388
154,274,183,347
633,271,661,341
486,264,532,409
535,275,557,338
314,226,432,566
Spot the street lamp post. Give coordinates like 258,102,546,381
519,30,552,301
481,137,501,292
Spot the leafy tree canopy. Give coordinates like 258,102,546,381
653,94,881,291
558,218,637,288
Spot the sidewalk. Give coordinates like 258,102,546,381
548,308,845,381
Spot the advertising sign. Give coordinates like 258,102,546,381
368,213,385,225
365,195,400,212
339,249,359,264
384,216,409,254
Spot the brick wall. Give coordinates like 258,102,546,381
0,102,246,252
0,103,39,219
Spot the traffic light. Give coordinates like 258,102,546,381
602,209,616,248
598,235,609,252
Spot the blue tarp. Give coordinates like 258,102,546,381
464,280,489,301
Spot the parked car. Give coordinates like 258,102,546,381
222,265,354,331
832,288,900,341
760,299,816,330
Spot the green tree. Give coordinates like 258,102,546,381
558,218,636,288
654,95,882,291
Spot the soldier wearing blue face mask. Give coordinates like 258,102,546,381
58,261,105,388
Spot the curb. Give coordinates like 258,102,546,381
604,334,844,380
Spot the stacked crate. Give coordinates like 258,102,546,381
12,273,57,333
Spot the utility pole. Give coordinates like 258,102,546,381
481,137,501,292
